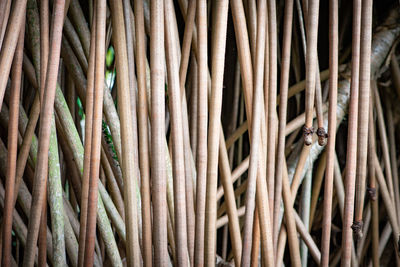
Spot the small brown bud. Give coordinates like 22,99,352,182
303,126,314,146
351,220,363,241
316,127,328,146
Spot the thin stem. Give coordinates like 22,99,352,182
204,0,229,265
77,8,96,267
321,0,338,264
341,0,361,264
38,0,49,264
1,21,24,267
194,0,208,264
165,0,189,263
134,0,152,265
266,0,278,221
0,0,27,110
150,0,167,265
353,0,373,240
83,0,107,265
111,0,141,265
273,0,294,252
368,95,379,267
303,0,320,145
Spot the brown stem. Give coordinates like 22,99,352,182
341,0,361,264
266,0,278,221
204,0,230,265
151,0,167,265
1,21,24,267
273,0,295,255
83,0,106,265
0,0,27,110
321,0,338,264
165,0,190,263
303,0,319,145
77,9,96,267
368,94,379,267
134,0,152,265
194,0,208,265
111,0,142,265
353,0,373,241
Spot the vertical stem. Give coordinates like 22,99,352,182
266,0,278,220
134,0,152,265
1,20,24,267
110,0,142,265
341,0,361,264
151,0,167,265
194,0,207,264
38,0,49,264
179,0,196,92
204,1,230,264
250,210,260,266
368,96,379,267
165,0,189,263
274,0,294,249
321,0,338,264
78,9,96,267
353,0,373,240
275,0,301,264
300,167,312,266
303,0,320,145
83,0,106,265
